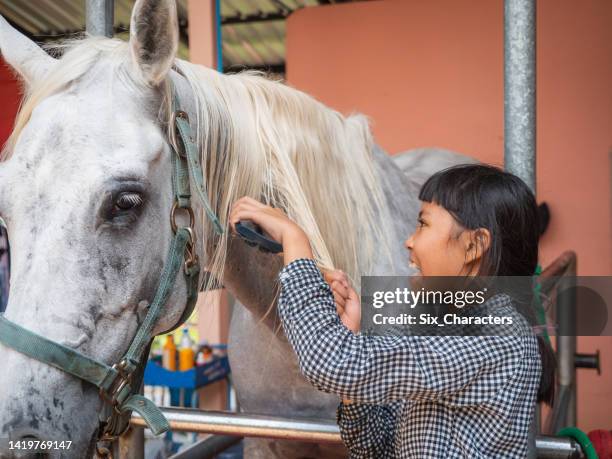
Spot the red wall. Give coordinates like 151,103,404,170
0,60,21,147
286,0,612,432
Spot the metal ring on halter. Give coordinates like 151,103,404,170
170,202,195,234
184,251,199,274
182,226,197,247
98,414,127,443
99,360,132,410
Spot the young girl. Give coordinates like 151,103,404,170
229,164,555,458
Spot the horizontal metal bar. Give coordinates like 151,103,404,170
224,63,286,74
131,408,583,457
537,436,582,459
31,22,189,46
222,13,287,25
131,408,340,443
574,351,600,373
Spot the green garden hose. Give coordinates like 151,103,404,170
557,427,598,459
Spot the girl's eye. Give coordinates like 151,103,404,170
115,193,143,211
417,218,427,228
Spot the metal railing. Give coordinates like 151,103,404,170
127,408,584,459
120,250,590,459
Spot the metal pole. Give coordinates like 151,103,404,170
556,269,578,428
131,409,584,458
504,0,536,193
504,2,538,455
116,426,145,459
539,252,579,434
86,0,114,38
215,0,223,72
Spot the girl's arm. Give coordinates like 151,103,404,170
325,260,403,457
278,258,523,404
336,399,405,458
229,197,523,404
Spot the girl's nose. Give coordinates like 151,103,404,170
404,233,415,250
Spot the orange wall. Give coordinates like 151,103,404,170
187,0,216,68
286,0,612,432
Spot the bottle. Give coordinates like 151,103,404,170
150,336,163,363
162,335,177,371
178,328,195,371
196,345,214,366
202,345,214,364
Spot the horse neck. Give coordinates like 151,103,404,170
222,236,284,327
214,145,417,327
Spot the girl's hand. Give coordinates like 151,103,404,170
323,269,361,333
229,196,313,265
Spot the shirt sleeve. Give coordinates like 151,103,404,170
277,258,524,405
335,399,405,458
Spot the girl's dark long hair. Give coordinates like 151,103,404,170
419,164,556,406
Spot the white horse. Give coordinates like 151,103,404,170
0,1,477,457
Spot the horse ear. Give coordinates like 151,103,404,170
0,15,55,86
129,0,179,86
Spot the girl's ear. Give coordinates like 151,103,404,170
464,228,491,265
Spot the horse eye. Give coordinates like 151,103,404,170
115,193,143,210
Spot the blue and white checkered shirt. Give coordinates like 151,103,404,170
278,258,541,458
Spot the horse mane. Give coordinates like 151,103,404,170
1,37,395,290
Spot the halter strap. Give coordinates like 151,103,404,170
0,226,196,435
170,87,224,236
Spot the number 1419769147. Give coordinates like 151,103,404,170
9,440,72,451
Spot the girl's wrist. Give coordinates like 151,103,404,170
282,226,313,265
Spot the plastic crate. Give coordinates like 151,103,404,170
144,355,230,389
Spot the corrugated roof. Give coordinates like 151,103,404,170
0,0,362,73
0,0,190,59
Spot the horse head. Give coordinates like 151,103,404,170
0,0,195,455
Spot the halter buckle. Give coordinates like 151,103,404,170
173,110,189,123
99,359,132,410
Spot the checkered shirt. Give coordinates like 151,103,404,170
277,258,541,459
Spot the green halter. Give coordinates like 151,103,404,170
0,87,223,440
